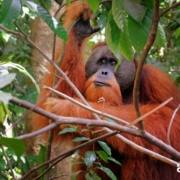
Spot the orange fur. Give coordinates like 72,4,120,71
29,2,180,179
141,64,180,109
35,0,90,101
56,29,86,96
45,77,180,180
29,2,94,178
85,72,122,106
30,1,92,133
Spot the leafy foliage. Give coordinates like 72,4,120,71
92,0,179,83
0,0,179,179
78,141,121,180
25,0,67,40
0,0,21,28
0,137,25,156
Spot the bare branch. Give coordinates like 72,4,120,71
0,25,22,37
132,0,160,129
45,86,128,125
22,131,118,180
21,128,179,180
1,146,16,180
18,122,58,139
35,132,179,180
46,87,174,133
114,133,177,167
129,97,174,126
10,96,180,160
0,24,92,115
160,2,180,16
167,105,180,145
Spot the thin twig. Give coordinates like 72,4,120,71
0,20,103,156
129,97,173,126
3,23,102,122
34,132,119,180
160,2,180,16
11,97,140,138
21,131,118,179
2,15,180,168
45,4,64,173
45,86,128,125
16,88,172,139
0,25,22,37
114,133,178,166
18,122,58,139
22,129,179,180
13,20,104,148
167,104,180,145
10,96,180,160
0,24,87,108
1,145,16,180
47,87,174,128
132,0,160,130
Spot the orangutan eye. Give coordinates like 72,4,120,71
98,58,107,65
109,59,117,66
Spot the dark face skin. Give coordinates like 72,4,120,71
86,45,117,87
85,45,136,103
86,45,117,77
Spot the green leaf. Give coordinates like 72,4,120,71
1,62,40,93
106,12,121,55
0,157,6,171
38,0,52,10
35,145,47,176
87,0,100,13
123,0,146,22
96,9,109,29
84,151,96,168
98,141,111,156
0,103,6,123
96,150,109,162
0,102,9,123
0,137,25,156
143,0,153,9
0,73,16,89
0,0,21,27
154,24,166,48
108,157,121,165
106,12,134,60
59,127,77,135
85,170,101,180
26,1,67,41
118,22,134,60
0,91,12,104
0,0,12,22
127,10,152,51
112,0,125,30
37,145,47,164
98,166,117,180
174,27,180,39
73,136,89,142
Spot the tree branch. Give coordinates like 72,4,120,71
1,146,16,180
46,87,174,130
160,2,180,16
0,24,96,118
129,97,174,126
132,0,160,129
18,122,58,139
10,96,180,161
167,105,180,145
45,86,128,125
21,131,118,180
